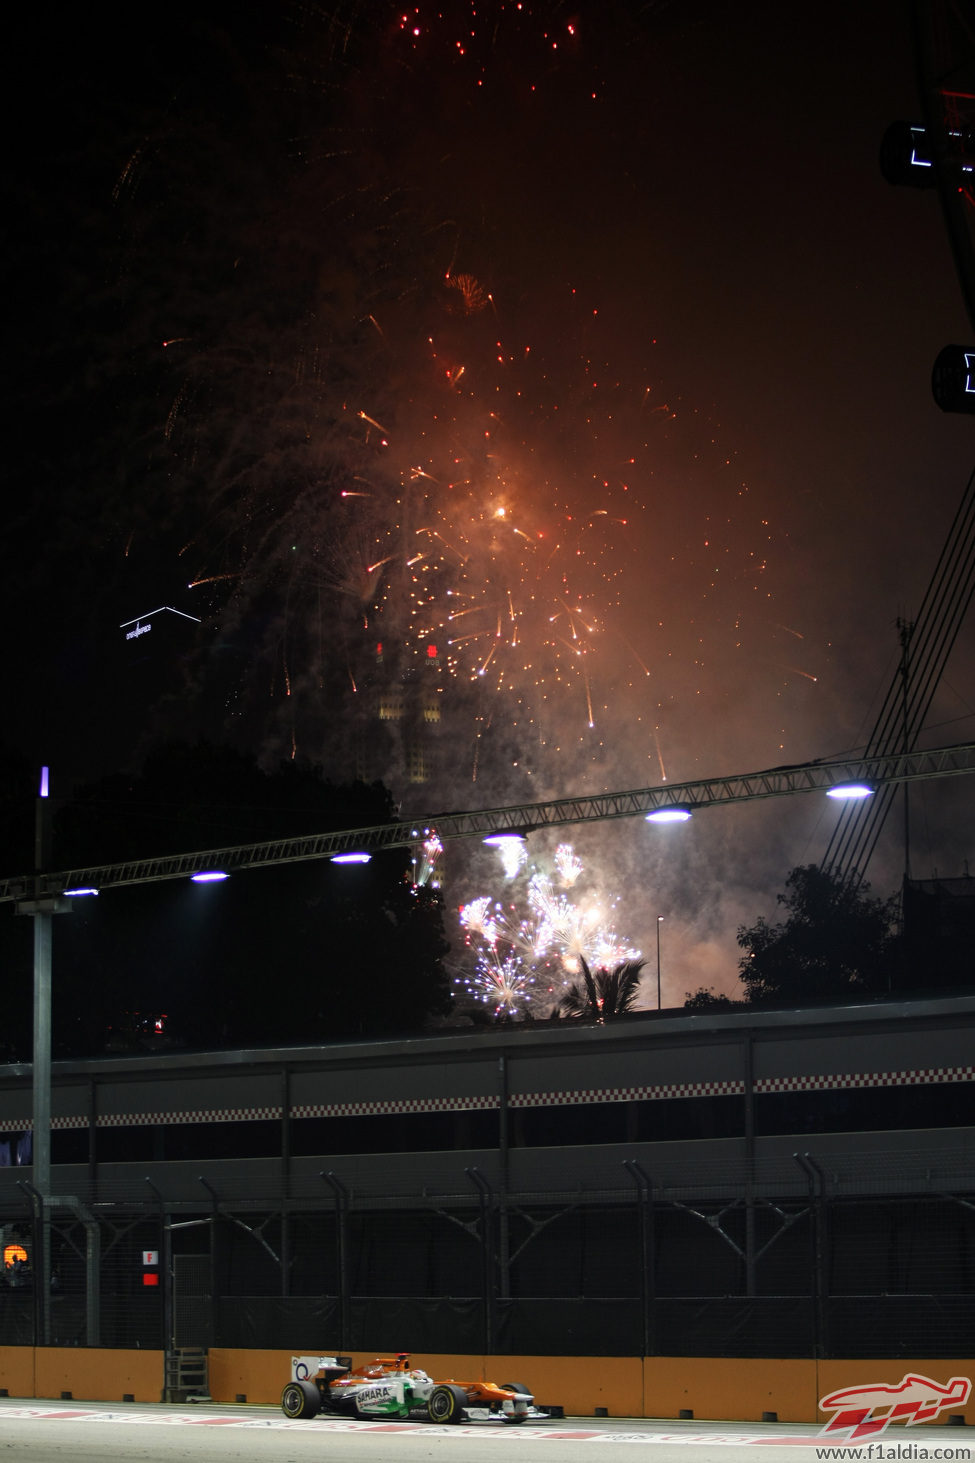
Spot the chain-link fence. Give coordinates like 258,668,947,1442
1,1141,973,1357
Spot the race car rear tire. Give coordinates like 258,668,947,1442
281,1379,321,1419
428,1383,467,1423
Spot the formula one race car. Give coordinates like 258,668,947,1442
281,1352,546,1425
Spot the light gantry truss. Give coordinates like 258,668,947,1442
3,740,975,905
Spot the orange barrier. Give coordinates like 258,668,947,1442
0,1347,163,1403
208,1349,645,1415
211,1350,975,1424
0,1346,34,1398
643,1355,813,1422
1,1345,972,1424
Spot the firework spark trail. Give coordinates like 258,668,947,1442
188,572,239,588
134,2,782,825
412,831,443,888
652,729,667,781
554,843,583,885
460,895,495,940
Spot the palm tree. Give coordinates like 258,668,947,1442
557,957,647,1023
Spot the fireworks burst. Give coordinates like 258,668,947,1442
411,830,443,888
106,0,783,812
456,841,642,1021
554,843,583,885
453,945,536,1021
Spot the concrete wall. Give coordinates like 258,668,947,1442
1,1347,972,1425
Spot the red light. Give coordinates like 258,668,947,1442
427,644,438,658
142,1273,160,1287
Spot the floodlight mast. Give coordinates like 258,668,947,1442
16,769,73,1347
3,740,975,904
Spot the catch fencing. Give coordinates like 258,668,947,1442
0,1140,973,1358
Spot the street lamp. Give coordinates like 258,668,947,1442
645,806,692,824
483,830,528,878
656,916,664,1010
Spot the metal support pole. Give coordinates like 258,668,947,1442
147,1180,173,1354
280,1068,290,1299
20,769,72,1347
17,770,88,1346
17,1180,43,1348
86,1079,97,1198
655,917,663,1009
623,1159,654,1358
83,1209,100,1346
497,1055,510,1301
322,1172,349,1350
19,1184,99,1346
280,1208,291,1301
466,1167,494,1355
32,913,52,1345
743,1034,756,1297
795,1153,828,1358
199,1177,219,1347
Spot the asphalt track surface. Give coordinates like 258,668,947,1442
0,1401,972,1463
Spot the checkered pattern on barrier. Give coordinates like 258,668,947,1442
4,1064,974,1131
755,1065,975,1094
508,1080,745,1107
291,1094,497,1119
1,1107,287,1130
99,1105,282,1127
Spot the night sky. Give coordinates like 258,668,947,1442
5,0,974,1005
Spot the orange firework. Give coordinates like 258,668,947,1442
445,273,489,314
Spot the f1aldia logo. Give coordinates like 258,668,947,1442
819,1374,971,1440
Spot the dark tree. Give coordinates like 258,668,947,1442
682,986,742,1011
558,957,647,1023
735,864,901,1006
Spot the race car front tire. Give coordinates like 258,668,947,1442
281,1380,321,1419
502,1382,532,1396
428,1383,467,1423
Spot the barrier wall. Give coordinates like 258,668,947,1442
642,1356,812,1422
207,1349,647,1416
0,1347,164,1404
1,1347,972,1424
